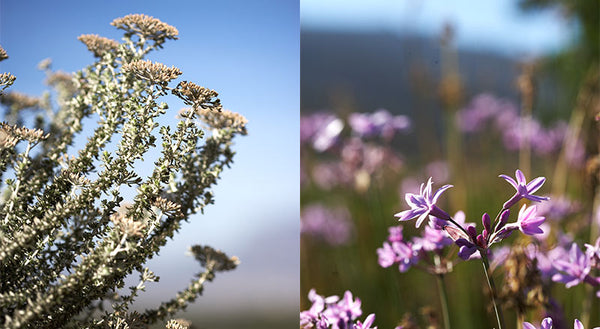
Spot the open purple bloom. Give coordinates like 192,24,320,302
516,204,545,235
377,242,397,268
552,243,596,288
499,169,549,209
395,177,453,228
323,290,363,329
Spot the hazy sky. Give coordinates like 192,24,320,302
0,0,299,320
301,0,576,57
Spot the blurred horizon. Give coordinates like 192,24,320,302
301,0,577,58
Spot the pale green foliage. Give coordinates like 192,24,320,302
0,14,245,328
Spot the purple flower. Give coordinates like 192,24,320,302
353,314,377,329
300,289,334,329
515,204,545,235
412,225,453,252
348,109,410,140
394,178,453,228
323,290,363,329
499,169,549,209
377,242,398,268
387,225,404,242
552,243,597,288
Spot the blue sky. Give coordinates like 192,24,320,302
0,0,298,319
301,0,577,57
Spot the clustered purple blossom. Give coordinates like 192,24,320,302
300,289,378,329
551,239,600,297
389,169,549,262
523,316,600,329
456,93,585,167
377,217,459,273
301,109,411,154
308,137,403,191
493,235,600,296
348,109,411,141
301,204,354,246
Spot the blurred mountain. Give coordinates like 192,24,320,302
301,30,524,117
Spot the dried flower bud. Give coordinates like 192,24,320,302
111,14,178,45
0,73,16,93
122,60,182,84
166,319,191,329
110,211,145,238
153,196,183,217
78,34,120,57
0,127,19,149
172,81,221,109
0,45,7,61
189,245,239,272
64,171,91,186
197,108,247,134
0,122,48,146
0,91,40,111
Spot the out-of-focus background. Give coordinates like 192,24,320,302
301,0,598,328
0,1,298,328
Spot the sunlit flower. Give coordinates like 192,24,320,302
552,243,596,289
499,169,549,209
395,177,452,228
515,204,545,235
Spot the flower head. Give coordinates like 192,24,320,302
394,178,452,228
111,14,178,46
516,204,545,235
122,59,182,84
552,243,594,288
499,169,549,209
78,34,120,57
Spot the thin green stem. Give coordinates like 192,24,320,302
480,252,505,329
436,274,452,329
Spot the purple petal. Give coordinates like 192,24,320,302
415,212,429,228
526,176,546,194
522,322,536,329
363,314,375,328
423,178,433,199
519,204,536,219
431,184,453,204
405,193,419,207
395,209,421,221
499,174,518,189
525,194,550,202
515,169,526,185
574,319,584,329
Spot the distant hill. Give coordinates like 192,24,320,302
301,30,524,117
